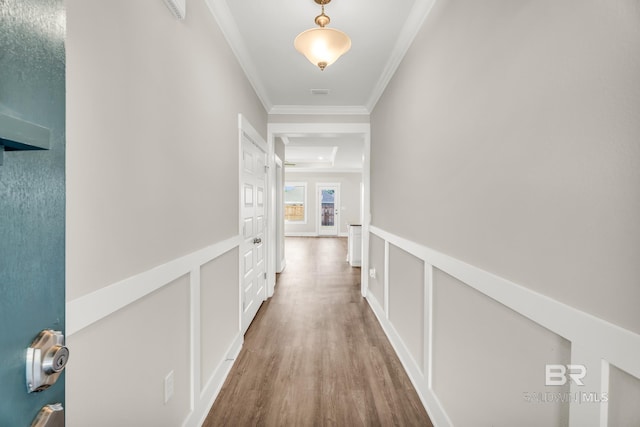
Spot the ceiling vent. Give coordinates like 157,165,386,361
163,0,186,19
310,89,330,95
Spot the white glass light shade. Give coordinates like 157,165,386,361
294,27,351,70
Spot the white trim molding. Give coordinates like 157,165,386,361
67,235,244,427
366,0,437,111
269,105,370,115
204,0,438,116
284,232,318,237
366,225,640,427
203,0,272,112
285,167,363,174
66,235,241,336
187,332,243,427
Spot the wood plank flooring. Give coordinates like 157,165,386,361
203,237,433,427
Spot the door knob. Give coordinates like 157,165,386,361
26,330,69,393
253,237,262,244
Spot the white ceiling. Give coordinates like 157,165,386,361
282,134,364,171
204,0,435,169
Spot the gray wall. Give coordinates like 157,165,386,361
67,0,266,299
371,0,640,335
275,137,285,162
368,0,640,424
66,0,266,424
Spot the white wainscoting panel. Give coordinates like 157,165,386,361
67,235,241,335
67,235,244,427
367,225,640,427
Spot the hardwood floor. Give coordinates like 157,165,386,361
203,237,433,427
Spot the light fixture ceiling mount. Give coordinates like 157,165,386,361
294,0,351,71
313,0,331,27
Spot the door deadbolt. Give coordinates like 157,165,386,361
26,330,69,393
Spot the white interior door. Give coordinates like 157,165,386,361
318,184,340,236
241,135,267,333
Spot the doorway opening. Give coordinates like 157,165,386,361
268,122,371,298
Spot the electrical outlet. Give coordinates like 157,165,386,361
164,370,174,404
369,268,376,279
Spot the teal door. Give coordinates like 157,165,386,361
0,0,66,425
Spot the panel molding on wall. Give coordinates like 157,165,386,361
66,235,243,427
67,235,241,335
367,225,640,427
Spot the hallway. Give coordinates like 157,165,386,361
204,237,433,426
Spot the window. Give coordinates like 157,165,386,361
284,182,306,223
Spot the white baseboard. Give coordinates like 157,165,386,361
284,232,318,237
226,332,244,361
365,292,452,427
284,232,349,238
185,332,244,427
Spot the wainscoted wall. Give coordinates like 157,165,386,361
66,238,242,427
366,226,640,427
66,0,266,425
608,366,640,427
367,0,640,425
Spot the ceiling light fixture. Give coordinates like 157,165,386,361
294,0,351,71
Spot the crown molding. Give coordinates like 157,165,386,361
366,0,437,112
269,105,370,115
284,167,362,174
205,0,437,117
204,0,273,112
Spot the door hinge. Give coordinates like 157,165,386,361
264,272,267,279
264,165,269,173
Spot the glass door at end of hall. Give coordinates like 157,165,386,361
318,185,339,236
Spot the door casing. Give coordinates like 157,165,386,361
275,155,285,273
